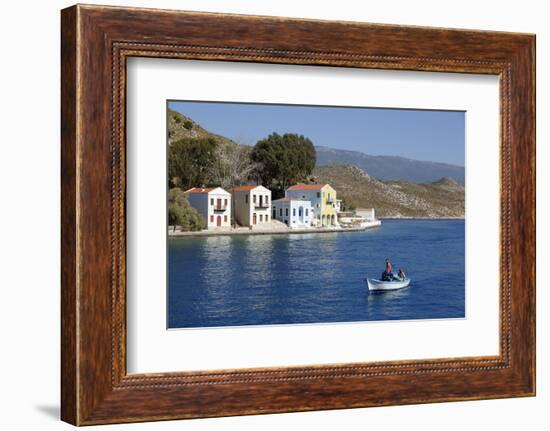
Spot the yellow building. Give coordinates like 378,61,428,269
286,183,337,226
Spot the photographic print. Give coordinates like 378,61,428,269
167,101,465,329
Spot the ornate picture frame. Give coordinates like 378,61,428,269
61,4,535,425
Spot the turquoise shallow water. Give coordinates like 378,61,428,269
168,219,465,328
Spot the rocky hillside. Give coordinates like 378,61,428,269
168,109,237,147
316,145,465,184
314,164,464,218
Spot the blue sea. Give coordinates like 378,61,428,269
168,220,465,329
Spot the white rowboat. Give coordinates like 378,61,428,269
365,278,410,291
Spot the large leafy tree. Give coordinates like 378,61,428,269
168,188,206,232
251,133,316,192
168,137,218,189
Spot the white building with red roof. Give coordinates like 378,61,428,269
185,187,231,229
285,183,338,226
232,185,272,227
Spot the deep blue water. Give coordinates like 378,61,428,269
168,220,465,329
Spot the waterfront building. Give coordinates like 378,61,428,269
185,187,231,229
232,185,272,227
272,198,313,228
286,183,338,226
355,208,376,221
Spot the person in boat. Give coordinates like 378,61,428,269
381,258,394,281
396,268,406,281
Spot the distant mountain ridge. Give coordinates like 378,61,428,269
315,145,465,184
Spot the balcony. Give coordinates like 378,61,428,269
254,201,270,209
213,205,228,212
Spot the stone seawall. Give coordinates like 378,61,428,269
168,220,382,238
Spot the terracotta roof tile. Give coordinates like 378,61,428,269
185,187,214,194
232,185,259,192
287,183,328,191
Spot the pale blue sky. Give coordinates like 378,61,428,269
168,101,465,166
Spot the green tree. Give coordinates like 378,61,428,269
168,137,218,189
251,133,316,192
168,188,206,232
340,195,357,211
